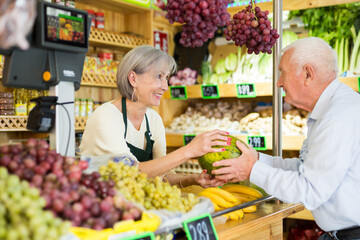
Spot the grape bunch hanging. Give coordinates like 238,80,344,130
224,0,279,54
158,0,231,47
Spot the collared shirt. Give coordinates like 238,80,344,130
250,79,360,231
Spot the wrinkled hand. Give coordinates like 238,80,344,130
196,171,226,188
211,140,259,183
185,129,230,159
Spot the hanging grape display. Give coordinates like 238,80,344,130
224,0,280,54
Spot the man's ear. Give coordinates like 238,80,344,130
303,64,315,86
128,71,137,87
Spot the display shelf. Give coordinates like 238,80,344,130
81,71,117,88
76,0,151,14
75,116,88,131
89,28,150,51
166,132,306,150
163,77,359,99
0,116,88,132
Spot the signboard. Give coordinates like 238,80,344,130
183,135,196,145
119,231,155,240
201,85,219,99
183,213,218,240
170,86,187,99
236,83,256,98
247,136,266,150
153,30,168,53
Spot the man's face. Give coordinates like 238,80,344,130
277,49,307,109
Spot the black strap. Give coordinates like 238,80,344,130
121,97,151,138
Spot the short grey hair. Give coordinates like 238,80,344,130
282,37,338,78
116,45,177,100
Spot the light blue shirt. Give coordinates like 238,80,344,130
250,79,360,231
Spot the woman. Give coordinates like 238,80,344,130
80,45,230,188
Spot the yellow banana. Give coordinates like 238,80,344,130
221,184,263,198
202,187,237,203
223,209,244,221
232,192,257,203
213,202,221,211
243,205,257,213
198,190,233,208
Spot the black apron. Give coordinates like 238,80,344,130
122,97,154,162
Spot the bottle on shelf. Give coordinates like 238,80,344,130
14,88,28,116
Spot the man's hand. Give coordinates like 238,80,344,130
211,140,259,183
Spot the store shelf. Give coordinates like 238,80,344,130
166,132,306,151
0,116,88,132
76,0,151,14
163,77,359,99
89,28,150,51
81,71,117,88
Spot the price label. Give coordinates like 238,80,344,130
183,135,196,145
183,213,218,240
358,76,360,92
247,136,266,150
201,85,220,99
236,83,256,98
119,231,155,240
170,86,187,99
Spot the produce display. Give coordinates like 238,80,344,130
0,139,142,231
169,67,197,86
197,185,262,221
198,135,244,175
99,161,199,212
158,0,230,47
0,167,70,240
224,0,279,54
289,3,360,75
167,101,307,135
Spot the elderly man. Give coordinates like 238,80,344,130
213,37,360,240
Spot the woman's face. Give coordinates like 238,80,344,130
135,65,170,107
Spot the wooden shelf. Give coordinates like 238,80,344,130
89,28,150,51
0,116,88,132
76,0,151,14
163,77,359,99
166,133,305,151
228,0,360,16
81,71,117,88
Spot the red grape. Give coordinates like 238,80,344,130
224,2,279,54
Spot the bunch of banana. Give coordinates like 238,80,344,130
198,187,239,209
70,212,161,240
221,184,263,213
223,209,244,221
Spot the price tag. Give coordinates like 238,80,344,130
183,213,218,240
119,231,155,240
183,135,196,145
170,86,187,100
358,76,360,92
247,136,266,150
236,83,256,98
201,85,220,99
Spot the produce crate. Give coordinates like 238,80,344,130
174,160,202,175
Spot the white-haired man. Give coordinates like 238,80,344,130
213,37,360,240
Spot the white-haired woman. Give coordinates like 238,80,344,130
80,45,230,188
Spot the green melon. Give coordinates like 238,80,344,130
197,135,246,176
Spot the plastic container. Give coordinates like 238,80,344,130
95,12,105,29
79,99,87,117
75,98,81,117
65,0,75,8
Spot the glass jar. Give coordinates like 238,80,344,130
75,98,81,117
65,0,75,8
86,10,96,28
79,99,87,117
86,99,93,116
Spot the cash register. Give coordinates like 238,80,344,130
1,0,91,156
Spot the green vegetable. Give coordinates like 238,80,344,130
214,59,226,75
224,53,237,72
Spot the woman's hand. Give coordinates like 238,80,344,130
195,171,226,188
211,140,259,183
185,129,230,159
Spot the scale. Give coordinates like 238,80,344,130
0,0,91,156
